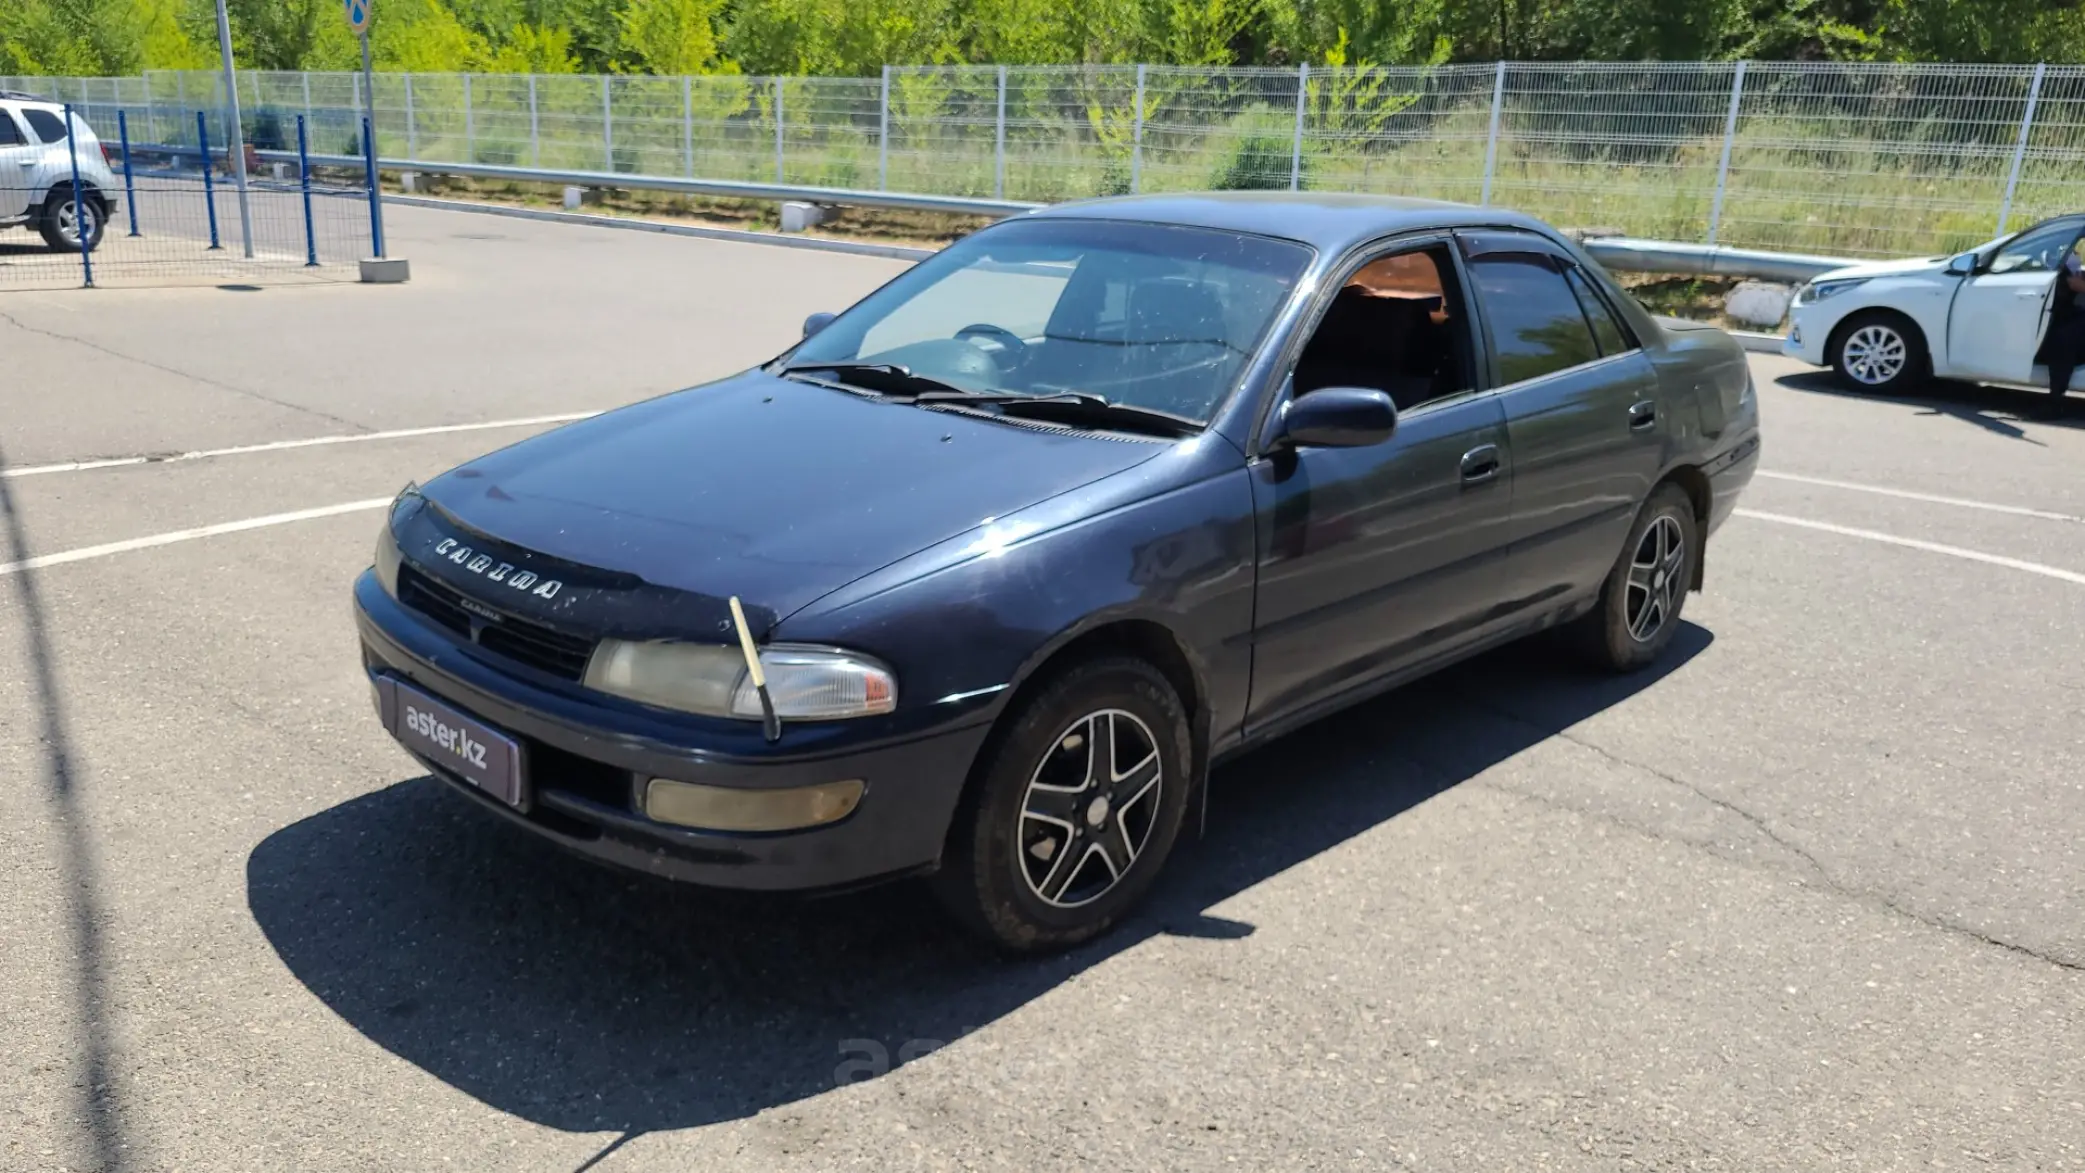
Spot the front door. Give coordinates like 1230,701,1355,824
0,111,36,221
1246,238,1515,730
1458,229,1667,605
1946,217,2085,385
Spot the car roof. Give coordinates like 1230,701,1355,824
1020,191,1568,257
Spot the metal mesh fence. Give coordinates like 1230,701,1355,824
15,61,2085,262
0,92,376,290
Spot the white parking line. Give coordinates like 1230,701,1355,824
1755,470,2084,524
0,412,603,480
8,499,2080,592
1736,509,2085,587
0,499,390,578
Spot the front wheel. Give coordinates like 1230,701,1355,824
40,187,105,253
1570,483,1699,673
1831,311,1926,394
932,657,1193,953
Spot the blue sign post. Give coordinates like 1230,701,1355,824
347,0,384,259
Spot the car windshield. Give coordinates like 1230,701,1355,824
784,218,1313,424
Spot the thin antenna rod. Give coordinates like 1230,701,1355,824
728,596,781,742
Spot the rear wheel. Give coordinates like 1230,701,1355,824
932,657,1192,953
39,186,104,253
1830,310,1926,394
1570,483,1698,673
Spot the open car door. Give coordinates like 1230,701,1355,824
1946,216,2085,386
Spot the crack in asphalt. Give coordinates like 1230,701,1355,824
0,306,366,431
1458,694,2085,976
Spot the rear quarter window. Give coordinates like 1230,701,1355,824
22,108,69,143
0,113,24,146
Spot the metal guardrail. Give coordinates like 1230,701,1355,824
130,141,1859,284
1575,238,1850,283
274,149,1045,219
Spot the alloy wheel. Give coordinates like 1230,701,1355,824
1625,514,1686,643
1017,709,1165,908
1841,324,1907,385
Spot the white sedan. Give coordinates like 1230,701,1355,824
1782,213,2085,394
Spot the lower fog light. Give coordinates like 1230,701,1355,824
644,777,866,833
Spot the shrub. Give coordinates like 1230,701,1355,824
1209,104,1305,191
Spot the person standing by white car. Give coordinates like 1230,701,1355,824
2043,243,2085,417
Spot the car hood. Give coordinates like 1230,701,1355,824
1808,255,1950,283
417,371,1168,624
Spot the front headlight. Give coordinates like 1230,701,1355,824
1797,277,1868,305
374,522,403,597
372,482,418,598
584,639,897,721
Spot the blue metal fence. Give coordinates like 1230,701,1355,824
0,103,376,290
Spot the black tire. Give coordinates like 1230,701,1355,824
1570,483,1699,673
1829,310,1927,394
932,656,1193,954
40,186,105,253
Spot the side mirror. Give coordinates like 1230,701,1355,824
1271,387,1399,450
1945,252,1977,276
802,312,837,338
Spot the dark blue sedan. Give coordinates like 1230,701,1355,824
355,192,1761,952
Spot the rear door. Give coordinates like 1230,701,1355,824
1945,216,2085,385
1458,229,1665,607
0,110,35,221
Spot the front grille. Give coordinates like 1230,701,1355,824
398,564,596,681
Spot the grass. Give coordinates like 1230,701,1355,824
289,99,2057,264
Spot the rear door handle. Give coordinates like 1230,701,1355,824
1628,400,1658,431
1460,444,1501,484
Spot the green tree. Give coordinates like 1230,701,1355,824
616,0,728,73
369,0,491,69
482,21,582,70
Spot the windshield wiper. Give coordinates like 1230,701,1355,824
777,361,970,397
911,390,1202,438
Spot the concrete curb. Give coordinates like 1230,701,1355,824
1731,330,1787,354
382,194,937,262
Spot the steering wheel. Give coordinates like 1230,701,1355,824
955,323,1028,362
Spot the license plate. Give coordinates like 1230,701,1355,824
376,676,526,809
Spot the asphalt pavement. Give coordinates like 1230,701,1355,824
2,204,2081,1172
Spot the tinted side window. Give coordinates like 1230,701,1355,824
1564,266,1633,356
1987,219,2082,274
22,108,69,143
0,114,23,146
1468,254,1600,385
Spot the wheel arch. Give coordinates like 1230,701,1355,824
1657,464,1713,590
43,179,109,213
945,614,1213,859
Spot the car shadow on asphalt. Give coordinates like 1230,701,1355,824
246,623,1712,1142
1773,367,2076,439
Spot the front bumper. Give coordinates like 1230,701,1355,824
1780,308,1829,366
353,570,990,892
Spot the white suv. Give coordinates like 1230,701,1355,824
0,90,121,252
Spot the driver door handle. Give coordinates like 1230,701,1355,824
1460,444,1501,484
